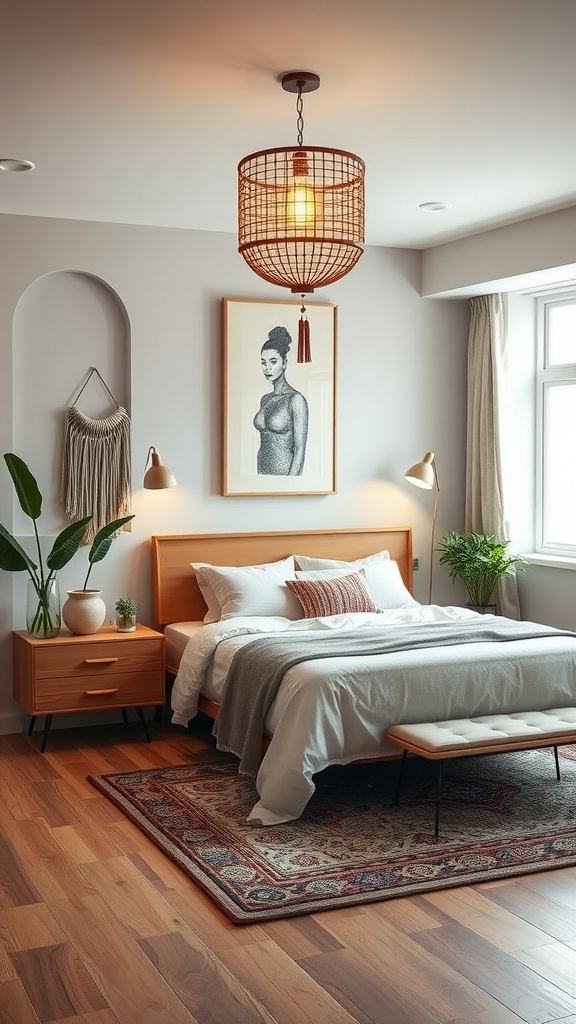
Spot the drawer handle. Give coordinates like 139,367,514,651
85,688,120,696
84,657,119,664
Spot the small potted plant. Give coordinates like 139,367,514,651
115,596,137,632
437,530,527,612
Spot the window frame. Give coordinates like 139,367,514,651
535,291,576,558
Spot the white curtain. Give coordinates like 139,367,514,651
465,294,521,619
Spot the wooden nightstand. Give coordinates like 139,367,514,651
13,624,165,752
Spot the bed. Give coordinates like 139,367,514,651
151,527,576,826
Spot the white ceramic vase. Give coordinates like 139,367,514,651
62,589,106,635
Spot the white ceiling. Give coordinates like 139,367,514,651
3,0,576,250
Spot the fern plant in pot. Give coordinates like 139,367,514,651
436,530,527,613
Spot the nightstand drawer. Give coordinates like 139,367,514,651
34,638,163,679
32,671,164,712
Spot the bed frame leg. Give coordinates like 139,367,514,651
553,744,560,781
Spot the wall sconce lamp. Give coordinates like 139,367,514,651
404,451,440,604
143,446,177,489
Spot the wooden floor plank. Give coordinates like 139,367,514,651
0,831,42,910
262,915,345,960
164,886,270,957
45,894,203,1024
222,938,362,1024
478,879,576,942
421,887,553,951
315,911,501,1021
0,903,68,952
50,1012,121,1024
2,816,98,905
412,920,576,1023
299,946,444,1024
512,941,576,998
138,930,279,1024
9,942,109,1021
81,855,195,939
0,977,42,1024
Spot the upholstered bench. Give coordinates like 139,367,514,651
386,708,576,839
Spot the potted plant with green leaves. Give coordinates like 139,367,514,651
0,453,134,638
436,530,527,613
115,596,137,632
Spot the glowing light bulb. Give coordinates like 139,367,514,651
287,179,317,227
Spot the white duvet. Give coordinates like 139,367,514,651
170,605,576,825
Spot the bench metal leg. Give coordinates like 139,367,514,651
435,760,444,840
394,749,408,805
553,744,560,781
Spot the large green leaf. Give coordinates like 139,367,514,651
46,516,93,571
81,514,135,588
4,453,42,520
88,515,135,566
0,522,38,573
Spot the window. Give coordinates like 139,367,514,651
536,293,576,556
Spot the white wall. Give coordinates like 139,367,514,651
0,213,470,734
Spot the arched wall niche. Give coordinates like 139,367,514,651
12,270,130,535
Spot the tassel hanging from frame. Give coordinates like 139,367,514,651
297,300,311,363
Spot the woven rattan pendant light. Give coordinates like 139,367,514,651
238,72,365,361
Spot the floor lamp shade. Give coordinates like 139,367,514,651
404,452,440,604
143,447,176,489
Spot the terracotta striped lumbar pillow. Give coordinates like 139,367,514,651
285,569,380,618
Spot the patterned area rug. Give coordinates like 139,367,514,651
89,746,576,924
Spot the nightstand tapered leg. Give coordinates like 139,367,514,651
40,715,53,753
28,716,36,736
134,706,151,743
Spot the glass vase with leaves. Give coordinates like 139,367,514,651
0,453,134,639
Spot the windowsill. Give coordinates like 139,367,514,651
522,552,576,570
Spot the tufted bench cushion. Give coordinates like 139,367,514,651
386,708,576,759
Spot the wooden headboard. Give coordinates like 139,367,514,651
151,527,413,627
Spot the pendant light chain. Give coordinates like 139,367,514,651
296,83,305,147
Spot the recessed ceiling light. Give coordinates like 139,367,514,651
419,201,451,211
0,158,35,172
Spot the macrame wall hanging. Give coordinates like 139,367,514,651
61,367,132,544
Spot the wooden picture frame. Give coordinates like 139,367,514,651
222,298,337,496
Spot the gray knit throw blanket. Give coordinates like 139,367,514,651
61,405,132,543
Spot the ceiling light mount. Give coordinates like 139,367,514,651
0,158,35,172
280,71,320,95
419,201,451,212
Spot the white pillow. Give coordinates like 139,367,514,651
190,557,295,618
296,559,415,609
295,548,391,571
364,559,416,609
194,556,301,620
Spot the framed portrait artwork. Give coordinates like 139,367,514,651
222,298,337,496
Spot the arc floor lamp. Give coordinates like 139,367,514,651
404,451,440,604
